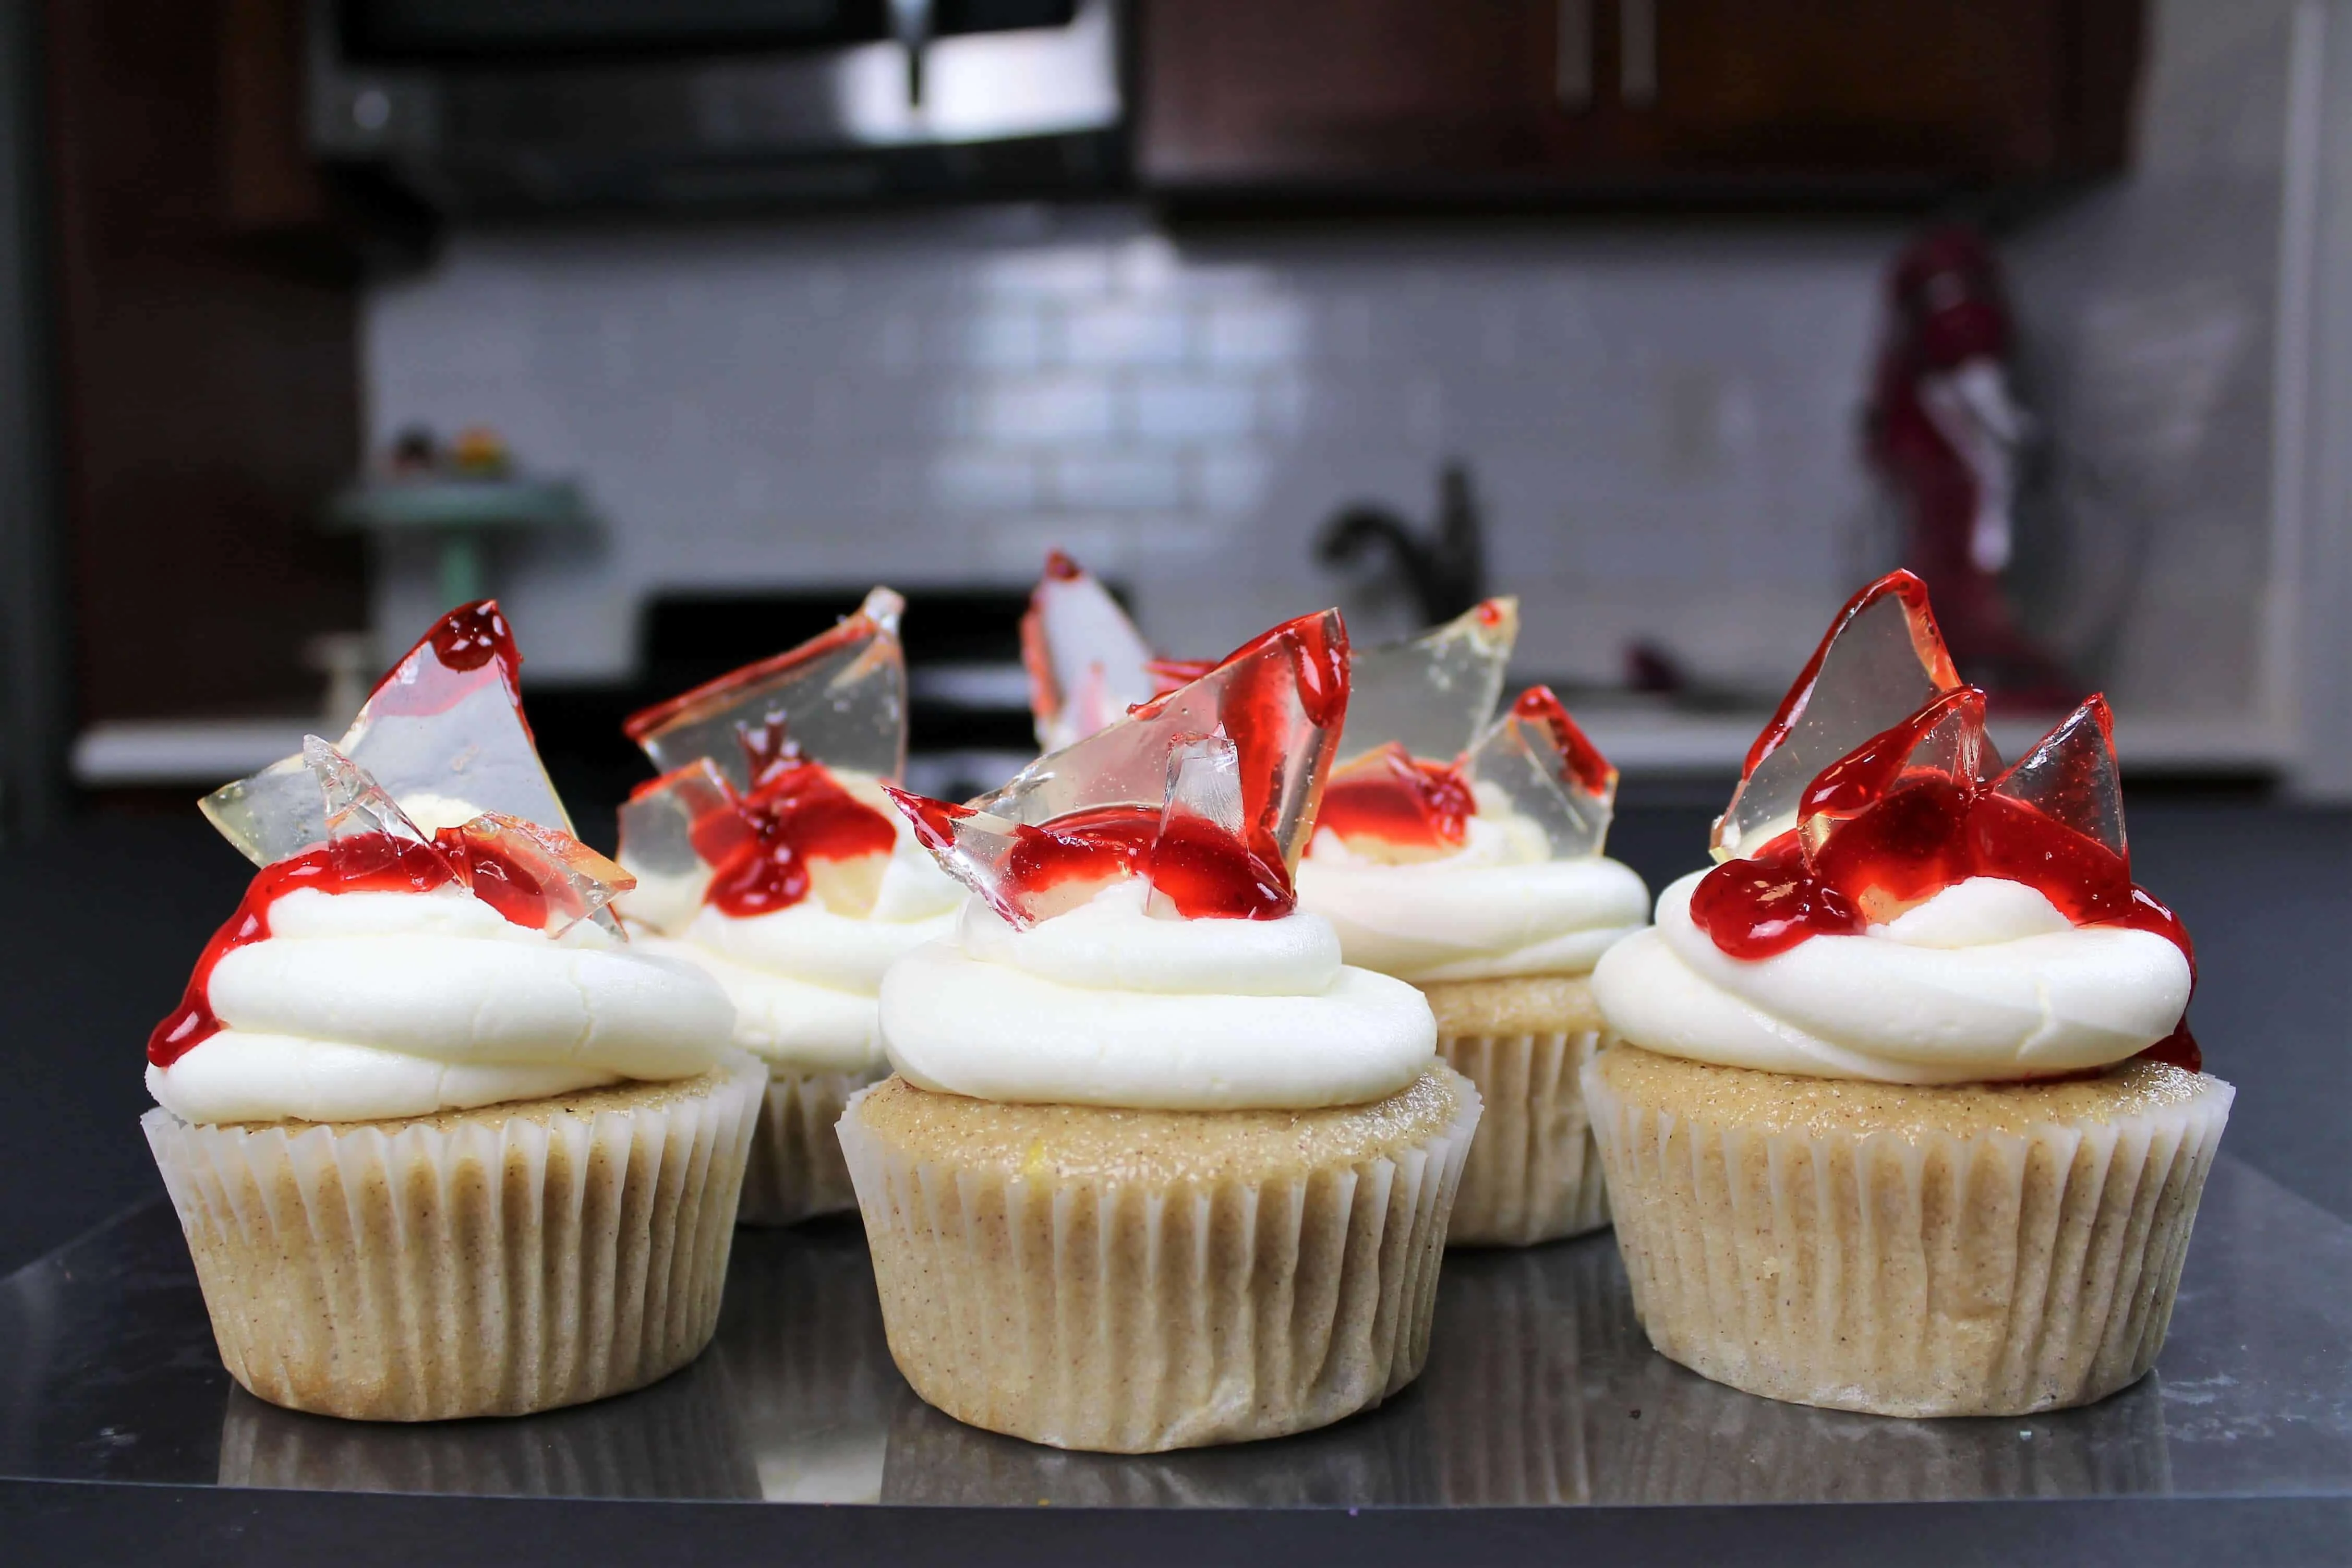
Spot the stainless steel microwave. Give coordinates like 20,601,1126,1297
305,0,1125,213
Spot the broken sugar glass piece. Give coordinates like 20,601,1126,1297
1712,570,1962,861
974,609,1346,872
1796,686,1993,861
1986,695,2127,860
1971,694,2136,924
1145,733,1293,920
440,812,636,939
886,789,1150,927
1795,687,1992,924
612,758,747,936
304,735,452,889
1021,550,1162,753
626,586,907,789
889,610,1349,927
1461,686,1618,860
202,602,572,867
1341,597,1519,765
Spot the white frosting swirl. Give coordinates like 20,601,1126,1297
1296,812,1649,983
626,816,963,1072
148,887,735,1124
878,881,1435,1109
1591,872,2192,1084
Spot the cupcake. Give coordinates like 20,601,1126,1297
1588,571,2232,1417
1024,565,1643,1246
614,588,965,1224
1292,601,1647,1244
144,603,759,1422
847,609,1481,1453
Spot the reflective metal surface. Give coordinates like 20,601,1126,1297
2,1156,2346,1508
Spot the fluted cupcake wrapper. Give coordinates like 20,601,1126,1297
1438,1026,1610,1246
144,1053,765,1421
1582,1056,2235,1417
737,1066,879,1227
837,1070,1482,1453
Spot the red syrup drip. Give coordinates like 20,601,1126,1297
898,798,1298,922
1512,686,1614,796
1042,548,1084,581
365,601,532,739
148,833,465,1068
1318,744,1472,852
701,761,899,919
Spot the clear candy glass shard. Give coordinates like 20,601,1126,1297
612,760,745,935
970,609,1347,873
303,736,450,888
1796,686,1990,862
442,812,636,939
885,789,1141,928
1159,733,1246,839
1713,570,1963,861
1461,685,1616,860
1021,550,1161,753
1988,695,2126,858
200,601,573,867
625,585,908,789
1342,596,1519,765
892,610,1349,927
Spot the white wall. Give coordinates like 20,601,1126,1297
361,209,1898,690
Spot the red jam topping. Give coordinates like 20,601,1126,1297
1318,743,1473,853
1691,687,2200,1072
148,830,483,1067
1510,686,1615,797
897,797,1295,922
703,760,899,918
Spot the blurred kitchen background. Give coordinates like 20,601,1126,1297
8,0,2352,841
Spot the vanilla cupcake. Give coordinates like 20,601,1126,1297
849,610,1480,1453
146,604,758,1421
615,588,965,1225
1588,571,2231,1418
1294,602,1646,1245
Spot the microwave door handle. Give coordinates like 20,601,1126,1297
891,0,933,105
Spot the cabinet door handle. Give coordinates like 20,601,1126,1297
1557,0,1594,109
1620,0,1658,106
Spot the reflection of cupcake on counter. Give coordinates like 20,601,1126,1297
881,1385,1433,1506
1023,560,1645,1247
1418,1244,1600,1504
713,1220,898,1503
615,588,964,1225
218,1362,760,1498
144,604,758,1421
1589,571,2233,1418
1583,1351,2171,1504
850,609,1480,1452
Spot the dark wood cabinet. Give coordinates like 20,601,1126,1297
1139,0,2142,200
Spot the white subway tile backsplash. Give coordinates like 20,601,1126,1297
1051,450,1187,511
1059,301,1191,368
972,375,1118,443
1125,376,1257,441
1202,299,1310,367
930,449,1040,512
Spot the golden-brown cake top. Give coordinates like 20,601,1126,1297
1419,973,1603,1039
1593,1042,2223,1140
851,1065,1468,1186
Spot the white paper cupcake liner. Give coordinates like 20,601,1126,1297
1582,1052,2234,1417
737,1066,878,1227
1437,1025,1610,1246
837,1067,1482,1453
144,1052,765,1421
